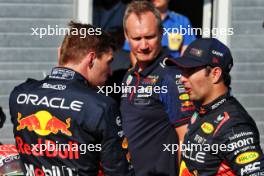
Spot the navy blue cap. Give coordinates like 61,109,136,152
167,38,234,73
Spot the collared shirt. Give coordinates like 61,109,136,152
120,52,195,176
123,11,196,58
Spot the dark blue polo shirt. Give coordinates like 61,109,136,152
120,52,195,176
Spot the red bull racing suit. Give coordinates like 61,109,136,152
180,92,264,176
9,67,131,176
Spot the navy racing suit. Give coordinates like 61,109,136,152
180,92,264,176
9,67,131,176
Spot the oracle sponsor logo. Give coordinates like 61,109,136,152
16,94,83,112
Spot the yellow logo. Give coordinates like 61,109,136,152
179,94,190,100
17,111,72,136
201,122,214,134
235,152,259,164
168,33,183,50
179,161,194,176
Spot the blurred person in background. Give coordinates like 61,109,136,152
93,0,129,49
150,0,196,56
10,21,132,176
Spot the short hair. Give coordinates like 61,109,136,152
205,66,232,87
59,21,115,65
123,1,163,34
222,71,231,87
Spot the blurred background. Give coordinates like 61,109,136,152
0,0,263,149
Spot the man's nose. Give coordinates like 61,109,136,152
140,39,149,50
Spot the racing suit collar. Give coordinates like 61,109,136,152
132,50,169,77
198,92,231,115
49,67,88,84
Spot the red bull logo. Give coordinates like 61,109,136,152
179,161,194,176
181,101,194,107
17,111,72,136
142,78,158,85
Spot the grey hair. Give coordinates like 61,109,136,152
123,1,163,34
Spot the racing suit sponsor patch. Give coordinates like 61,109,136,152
236,151,259,165
17,111,72,136
201,122,214,134
241,162,261,176
179,93,190,101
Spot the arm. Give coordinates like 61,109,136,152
175,124,188,165
217,118,264,176
99,102,132,176
160,69,195,162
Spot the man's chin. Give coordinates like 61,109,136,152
137,55,156,62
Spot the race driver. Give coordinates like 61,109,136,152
168,38,264,175
9,22,131,176
120,1,195,176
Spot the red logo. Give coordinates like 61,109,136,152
17,111,72,136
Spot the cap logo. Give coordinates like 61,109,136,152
228,64,233,70
190,48,203,57
212,50,223,57
212,57,219,64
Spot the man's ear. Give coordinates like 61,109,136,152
124,29,129,41
211,67,222,84
84,52,96,69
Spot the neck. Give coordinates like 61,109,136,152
137,62,149,72
60,63,88,80
160,11,167,21
202,85,228,106
158,7,168,20
136,49,161,72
